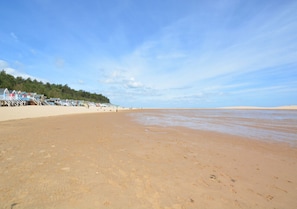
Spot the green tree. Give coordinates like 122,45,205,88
0,70,110,103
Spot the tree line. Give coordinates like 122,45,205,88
0,70,110,103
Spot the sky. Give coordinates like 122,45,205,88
0,0,296,108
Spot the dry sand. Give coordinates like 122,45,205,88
0,105,123,122
0,108,297,209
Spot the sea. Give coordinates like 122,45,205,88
129,109,297,145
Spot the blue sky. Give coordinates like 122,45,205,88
0,0,296,108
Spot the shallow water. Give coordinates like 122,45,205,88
129,109,297,145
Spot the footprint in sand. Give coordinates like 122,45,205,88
266,195,274,200
210,174,217,180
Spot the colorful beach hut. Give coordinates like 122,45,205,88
0,88,10,106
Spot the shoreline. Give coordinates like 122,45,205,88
129,109,297,147
1,105,296,122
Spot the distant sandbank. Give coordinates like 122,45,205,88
141,105,297,110
220,105,297,110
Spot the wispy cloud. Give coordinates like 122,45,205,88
10,32,18,42
96,1,297,107
0,60,46,82
54,58,65,69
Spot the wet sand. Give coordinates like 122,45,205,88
0,110,297,208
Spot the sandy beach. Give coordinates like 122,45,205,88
0,105,124,122
0,107,297,209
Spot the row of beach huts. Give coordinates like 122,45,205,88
0,88,109,107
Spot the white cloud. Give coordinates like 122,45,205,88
125,77,143,88
77,80,84,84
55,58,65,68
96,0,297,107
10,32,18,41
103,69,147,91
0,60,47,82
0,60,9,69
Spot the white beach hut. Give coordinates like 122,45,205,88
0,88,10,106
0,88,9,100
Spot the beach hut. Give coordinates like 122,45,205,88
19,92,28,100
25,92,38,105
46,98,61,105
9,90,16,100
6,90,19,106
16,90,21,100
0,88,10,106
18,92,29,106
15,91,27,106
34,94,45,105
0,88,9,100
